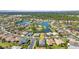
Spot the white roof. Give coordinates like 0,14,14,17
33,33,40,36
52,32,58,35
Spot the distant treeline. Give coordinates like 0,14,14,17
0,11,79,15
0,11,79,20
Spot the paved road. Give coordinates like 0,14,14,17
28,38,35,49
68,45,79,49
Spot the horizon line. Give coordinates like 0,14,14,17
0,10,79,12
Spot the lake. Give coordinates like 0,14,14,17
40,22,51,33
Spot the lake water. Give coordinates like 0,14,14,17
16,20,30,25
40,22,51,33
16,20,51,33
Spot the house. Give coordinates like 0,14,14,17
46,39,55,46
52,32,58,36
33,33,40,37
39,39,45,46
54,39,64,45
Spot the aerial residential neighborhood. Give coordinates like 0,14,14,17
0,11,79,49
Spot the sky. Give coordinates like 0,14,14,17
0,0,79,11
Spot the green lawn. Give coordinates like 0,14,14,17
0,42,19,48
50,44,66,49
0,42,29,49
